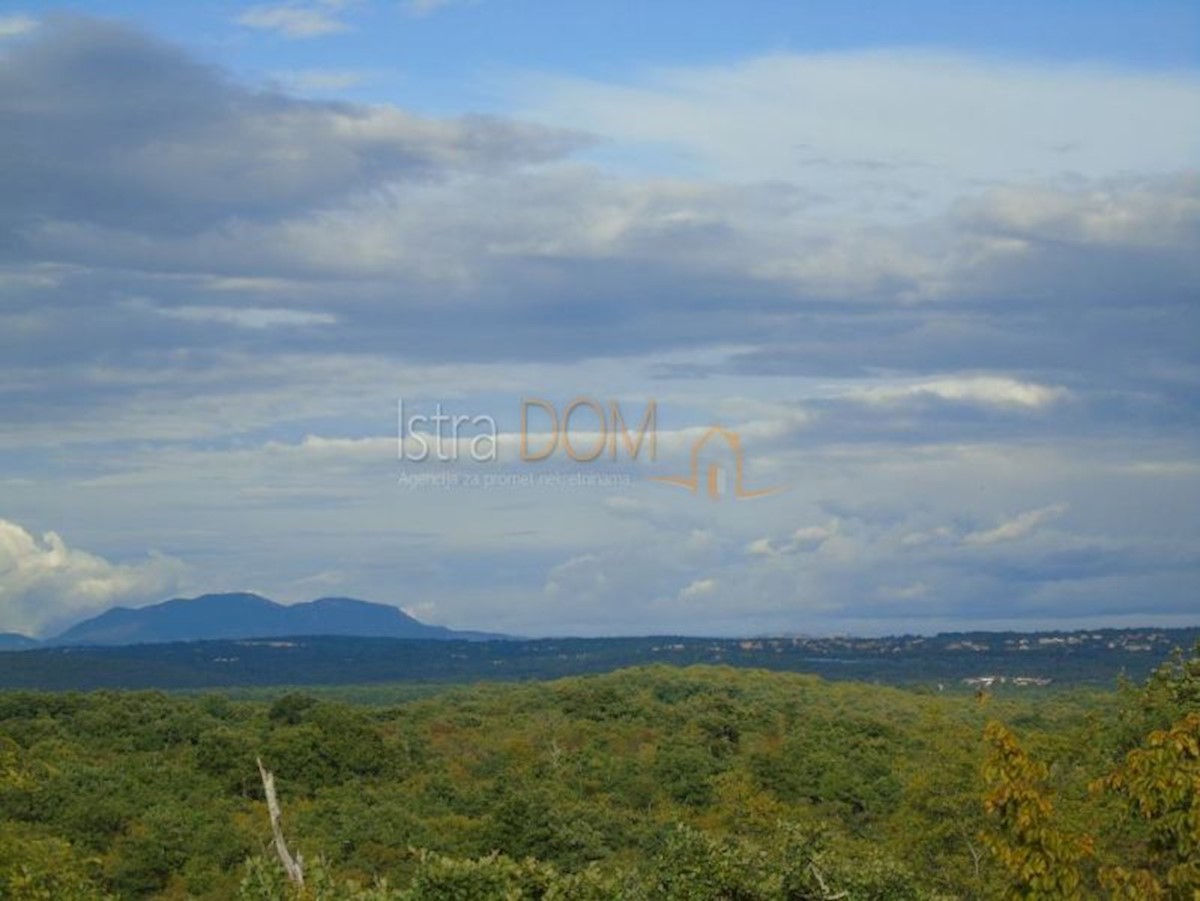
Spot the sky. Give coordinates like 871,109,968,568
0,1,1197,638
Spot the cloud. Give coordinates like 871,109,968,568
679,577,716,600
852,377,1068,410
900,526,955,549
515,52,1200,213
152,304,338,329
0,14,37,38
402,0,464,16
0,518,186,636
401,600,438,621
747,521,838,557
603,496,649,515
543,553,603,599
1,24,1193,422
236,3,352,39
878,581,929,601
954,177,1200,250
0,20,1196,636
963,504,1068,547
3,426,1193,635
0,17,585,235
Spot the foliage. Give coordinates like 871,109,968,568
1093,711,1200,896
0,650,1195,899
982,642,1200,900
981,723,1092,898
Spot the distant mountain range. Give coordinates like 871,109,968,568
5,593,505,648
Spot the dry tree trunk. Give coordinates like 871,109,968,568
256,756,305,888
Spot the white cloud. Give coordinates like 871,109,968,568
543,553,603,599
516,52,1200,217
0,518,186,636
402,600,439,621
0,14,36,38
746,537,775,557
748,521,839,557
963,504,1068,546
792,523,837,546
957,177,1200,250
155,304,338,329
237,3,351,38
679,577,717,600
852,377,1068,410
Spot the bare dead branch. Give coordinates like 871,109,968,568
256,756,304,888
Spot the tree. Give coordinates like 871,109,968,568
981,722,1092,899
1092,712,1200,897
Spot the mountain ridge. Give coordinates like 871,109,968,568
46,592,505,647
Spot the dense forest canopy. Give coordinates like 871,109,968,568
0,647,1196,899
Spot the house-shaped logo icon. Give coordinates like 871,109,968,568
649,426,785,500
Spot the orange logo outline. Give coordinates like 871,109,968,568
649,425,785,500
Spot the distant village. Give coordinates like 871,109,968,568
654,628,1178,657
643,627,1194,689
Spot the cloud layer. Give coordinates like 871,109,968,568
0,16,1196,636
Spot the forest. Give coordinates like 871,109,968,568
0,646,1196,899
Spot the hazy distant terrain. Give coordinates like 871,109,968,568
2,627,1194,691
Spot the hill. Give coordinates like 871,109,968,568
47,592,504,647
0,632,37,651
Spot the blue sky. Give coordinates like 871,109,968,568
31,1,1200,109
0,2,1197,637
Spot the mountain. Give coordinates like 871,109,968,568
48,593,504,647
0,632,38,651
